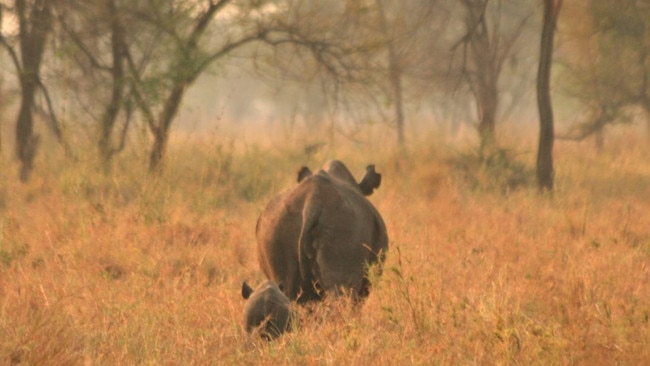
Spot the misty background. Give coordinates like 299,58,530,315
1,0,648,182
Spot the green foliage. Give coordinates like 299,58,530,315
0,214,28,267
383,247,430,336
592,0,647,39
559,0,650,130
450,146,532,194
0,240,28,268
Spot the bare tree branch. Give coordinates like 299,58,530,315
35,77,76,159
111,103,132,156
495,11,533,75
0,5,23,74
450,0,489,52
58,13,111,72
123,45,158,135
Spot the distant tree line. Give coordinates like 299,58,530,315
0,0,644,191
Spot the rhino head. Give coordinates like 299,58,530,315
241,280,293,340
297,160,382,196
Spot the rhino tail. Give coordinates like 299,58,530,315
297,194,320,286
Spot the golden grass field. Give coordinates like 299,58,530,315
0,131,649,365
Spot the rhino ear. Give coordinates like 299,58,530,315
297,166,312,183
359,165,381,196
242,281,254,299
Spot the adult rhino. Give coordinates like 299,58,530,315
256,160,388,304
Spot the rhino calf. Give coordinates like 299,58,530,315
241,280,293,340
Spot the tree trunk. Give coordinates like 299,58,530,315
149,83,187,173
536,0,562,192
458,0,499,149
16,79,40,182
477,71,498,149
145,2,221,174
644,104,650,143
389,46,405,149
99,0,125,173
376,0,405,149
15,0,52,182
149,128,167,174
0,82,3,153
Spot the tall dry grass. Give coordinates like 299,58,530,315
0,132,649,365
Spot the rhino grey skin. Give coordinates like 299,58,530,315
242,280,292,340
297,161,381,197
257,160,388,303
